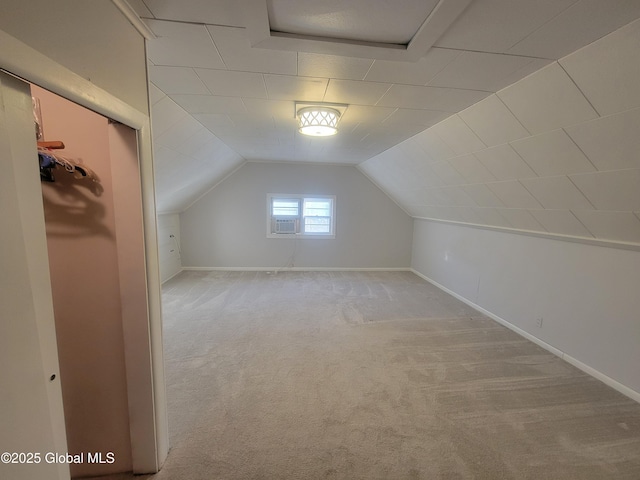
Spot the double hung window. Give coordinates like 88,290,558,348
268,194,335,238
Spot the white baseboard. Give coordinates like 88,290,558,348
182,266,412,272
410,269,640,404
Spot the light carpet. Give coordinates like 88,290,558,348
93,270,640,479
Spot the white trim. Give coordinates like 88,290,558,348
412,216,640,252
183,267,412,272
410,268,640,404
111,0,157,39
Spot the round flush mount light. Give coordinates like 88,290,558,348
297,107,341,137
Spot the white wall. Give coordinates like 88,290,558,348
180,162,413,269
0,0,148,114
412,219,640,398
157,214,183,282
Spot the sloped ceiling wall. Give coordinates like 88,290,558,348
359,18,640,246
150,84,244,213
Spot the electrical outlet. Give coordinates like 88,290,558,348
536,317,544,328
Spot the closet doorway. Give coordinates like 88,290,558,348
34,84,147,478
0,66,164,479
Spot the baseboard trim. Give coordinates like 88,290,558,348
182,266,412,272
410,269,640,404
161,268,184,284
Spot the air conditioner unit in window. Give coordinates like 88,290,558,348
275,218,297,234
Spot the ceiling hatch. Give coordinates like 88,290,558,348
244,0,473,61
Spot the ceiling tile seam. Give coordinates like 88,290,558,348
504,139,545,177
515,178,546,210
492,93,533,137
561,126,599,172
567,209,597,239
321,79,331,102
373,83,396,107
635,212,640,223
361,58,376,81
192,68,216,96
565,175,600,211
204,25,228,70
504,0,581,55
421,48,464,86
456,114,489,151
430,46,556,62
557,62,602,117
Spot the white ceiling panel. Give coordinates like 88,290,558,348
560,17,640,117
458,94,529,147
462,184,505,208
486,180,543,209
264,74,328,101
510,129,596,176
155,116,205,150
448,154,496,184
412,130,456,162
169,94,247,114
148,66,210,95
364,48,461,85
145,20,225,69
564,108,640,171
151,96,190,136
572,210,640,243
323,79,391,105
143,0,244,26
192,113,235,130
381,109,446,127
430,160,467,186
569,169,640,211
509,0,640,60
149,82,166,105
520,176,594,210
497,62,598,135
338,105,396,126
435,0,579,53
377,85,489,111
196,69,268,98
529,209,593,238
298,52,373,80
497,208,546,232
430,115,486,156
472,207,512,228
207,25,297,75
473,144,537,181
428,51,536,92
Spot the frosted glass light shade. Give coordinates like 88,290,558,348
298,107,340,136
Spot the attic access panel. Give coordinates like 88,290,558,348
267,0,439,44
244,0,473,61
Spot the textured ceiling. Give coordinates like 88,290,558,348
131,0,640,222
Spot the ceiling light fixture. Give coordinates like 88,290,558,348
296,103,347,137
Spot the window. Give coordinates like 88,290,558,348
267,194,335,238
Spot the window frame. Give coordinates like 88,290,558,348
267,193,336,239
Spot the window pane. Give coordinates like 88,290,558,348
272,198,299,216
303,198,331,217
304,216,331,233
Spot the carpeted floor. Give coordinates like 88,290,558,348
93,270,640,479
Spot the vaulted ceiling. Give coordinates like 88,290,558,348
132,0,640,245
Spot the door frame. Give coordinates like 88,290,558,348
0,29,169,473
